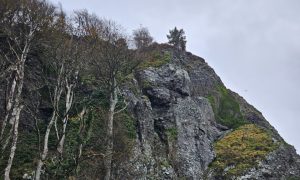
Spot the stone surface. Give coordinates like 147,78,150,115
239,144,300,180
118,46,300,179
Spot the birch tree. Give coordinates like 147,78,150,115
73,11,134,179
0,1,55,179
35,10,86,179
91,26,135,180
62,10,137,179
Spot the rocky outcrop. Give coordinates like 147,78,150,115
117,45,300,179
119,62,223,179
239,144,300,179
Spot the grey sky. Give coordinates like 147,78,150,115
50,0,300,153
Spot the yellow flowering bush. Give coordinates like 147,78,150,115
211,124,278,178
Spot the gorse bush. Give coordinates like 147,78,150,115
211,124,278,178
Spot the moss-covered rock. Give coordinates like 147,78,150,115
207,85,247,129
210,124,279,178
166,127,178,141
137,51,171,70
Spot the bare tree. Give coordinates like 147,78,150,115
0,1,55,179
91,30,135,180
74,11,136,178
35,9,86,179
132,26,153,49
34,58,64,180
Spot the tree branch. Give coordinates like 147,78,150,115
113,98,128,115
0,64,18,79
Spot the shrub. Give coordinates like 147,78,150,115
211,124,279,178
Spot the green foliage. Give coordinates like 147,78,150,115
45,108,96,179
81,74,97,86
138,51,171,70
88,89,110,109
119,73,143,98
167,27,186,51
111,111,137,172
166,127,178,141
160,159,171,168
121,73,134,83
140,79,154,90
118,111,137,139
38,85,52,103
287,176,300,180
211,124,279,178
207,95,216,111
2,104,100,179
208,85,247,129
10,130,39,178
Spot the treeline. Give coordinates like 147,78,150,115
0,0,187,179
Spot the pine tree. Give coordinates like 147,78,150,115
167,27,187,51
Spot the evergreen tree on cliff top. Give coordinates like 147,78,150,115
167,27,186,51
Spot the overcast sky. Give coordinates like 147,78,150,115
50,0,300,153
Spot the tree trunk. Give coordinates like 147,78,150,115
35,111,57,180
0,79,16,141
104,78,118,180
75,107,86,174
4,58,26,179
3,36,29,179
35,77,63,179
4,105,23,180
57,83,74,155
56,115,68,155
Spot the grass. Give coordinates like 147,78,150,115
137,51,171,70
211,124,279,178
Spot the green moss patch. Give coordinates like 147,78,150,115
117,111,137,139
137,51,171,70
211,124,278,178
208,86,247,129
166,127,178,141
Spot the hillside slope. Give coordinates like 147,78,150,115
116,44,300,179
0,44,299,179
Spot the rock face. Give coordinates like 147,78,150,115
116,45,300,179
239,144,300,180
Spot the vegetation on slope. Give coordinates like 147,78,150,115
211,124,279,178
207,85,247,129
1,0,294,179
137,51,171,70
